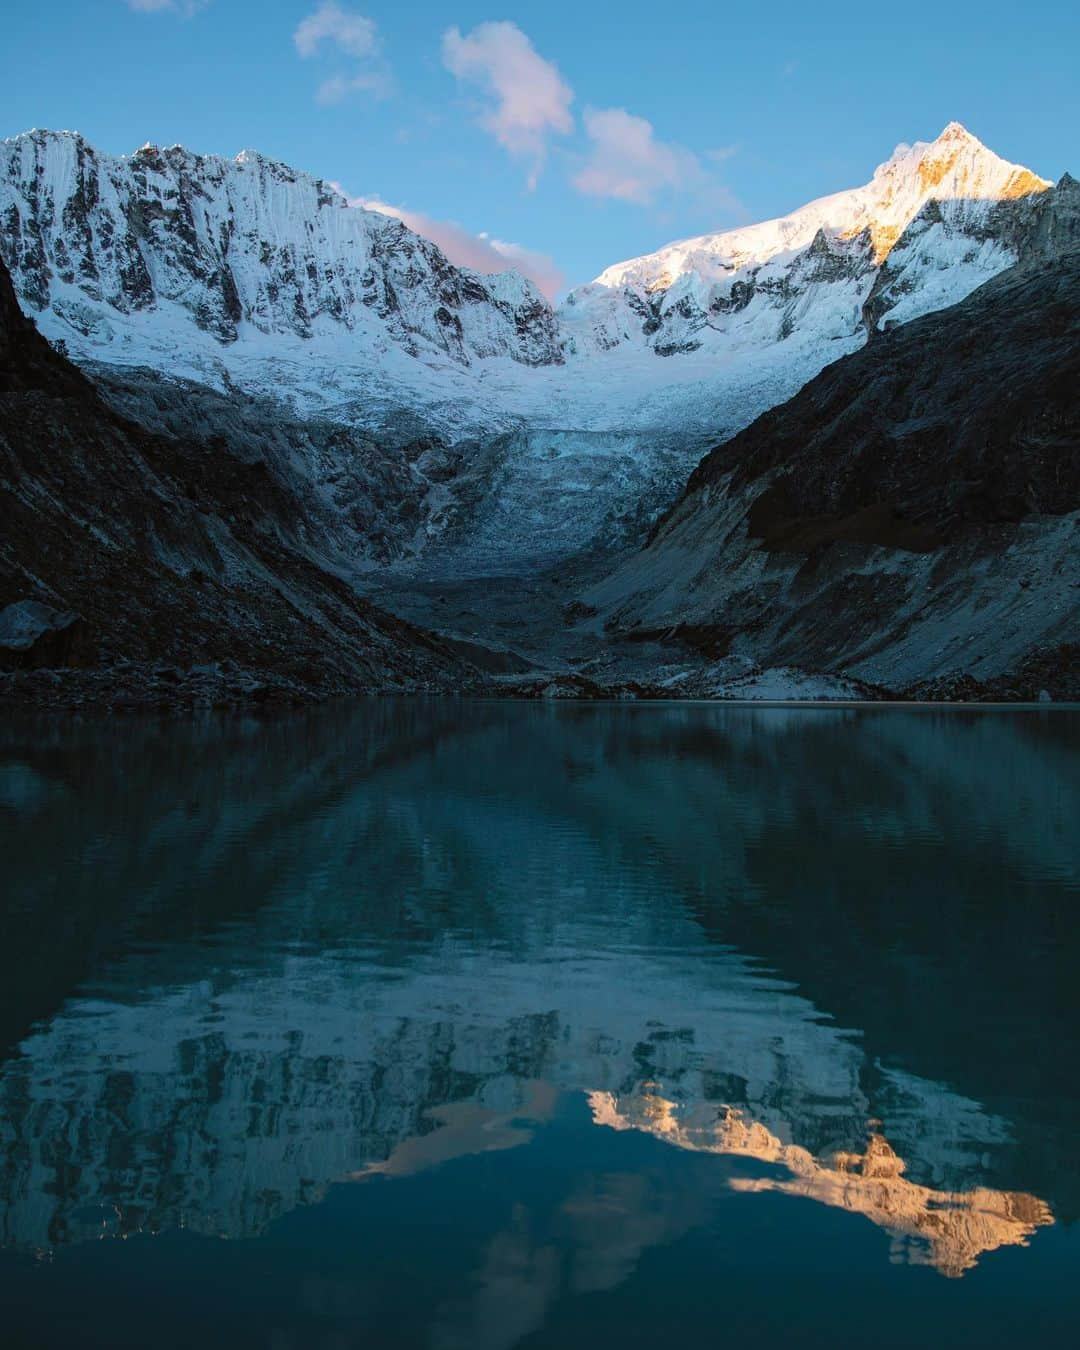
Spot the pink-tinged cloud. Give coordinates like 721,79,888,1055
482,237,565,300
441,21,573,189
332,186,564,300
573,106,702,206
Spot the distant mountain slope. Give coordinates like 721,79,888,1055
0,126,1056,424
0,130,560,366
586,237,1080,699
0,255,467,707
0,124,1070,573
563,123,1051,358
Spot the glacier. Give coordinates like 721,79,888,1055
0,121,1058,571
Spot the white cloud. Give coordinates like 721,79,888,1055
706,144,739,165
124,0,208,14
441,21,573,189
572,106,703,206
316,71,393,105
294,4,390,102
331,185,564,299
294,3,377,60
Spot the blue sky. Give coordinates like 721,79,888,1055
2,2,1077,295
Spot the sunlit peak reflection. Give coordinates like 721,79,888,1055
588,1090,1054,1277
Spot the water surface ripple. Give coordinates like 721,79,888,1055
0,702,1077,1348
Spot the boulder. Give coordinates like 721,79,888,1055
0,600,94,671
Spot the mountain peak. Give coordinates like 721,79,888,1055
588,126,1050,294
856,124,1050,260
879,122,1020,184
936,120,980,144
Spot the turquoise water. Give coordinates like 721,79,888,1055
0,701,1078,1348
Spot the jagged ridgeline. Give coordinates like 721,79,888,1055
1,133,561,363
1,124,1074,571
1,122,1077,703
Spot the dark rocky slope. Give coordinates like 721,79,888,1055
587,247,1080,700
0,258,468,708
88,363,507,569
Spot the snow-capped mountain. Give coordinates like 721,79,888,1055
0,124,1054,423
0,123,1066,569
586,242,1080,698
566,123,1049,357
0,129,560,384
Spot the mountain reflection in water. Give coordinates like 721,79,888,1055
0,701,1077,1348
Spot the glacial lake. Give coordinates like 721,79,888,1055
0,700,1078,1349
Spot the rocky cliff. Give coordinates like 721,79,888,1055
586,241,1080,699
1,130,561,367
0,254,468,707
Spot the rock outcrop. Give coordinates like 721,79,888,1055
0,600,92,671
